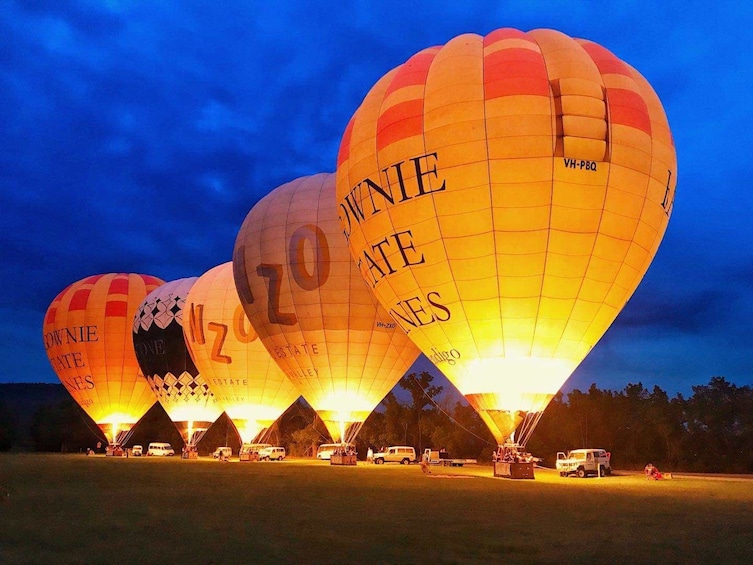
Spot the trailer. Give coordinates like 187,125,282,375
423,449,477,467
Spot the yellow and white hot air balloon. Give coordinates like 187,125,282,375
133,277,222,448
335,28,676,447
233,173,420,445
42,273,164,446
184,262,300,444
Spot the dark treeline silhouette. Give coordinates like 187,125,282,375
350,374,753,474
2,375,751,473
530,377,753,473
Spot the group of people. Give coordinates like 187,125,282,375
492,446,533,464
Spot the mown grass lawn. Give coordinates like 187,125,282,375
1,453,751,563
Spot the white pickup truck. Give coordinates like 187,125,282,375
556,449,612,478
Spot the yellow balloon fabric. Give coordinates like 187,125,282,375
335,28,677,445
133,277,223,446
184,262,300,444
233,173,420,444
42,273,164,445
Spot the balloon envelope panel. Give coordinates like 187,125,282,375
234,173,420,443
185,262,300,443
43,273,164,444
133,277,222,445
336,28,676,444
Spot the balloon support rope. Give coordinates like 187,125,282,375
410,374,496,446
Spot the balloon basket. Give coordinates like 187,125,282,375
330,454,357,466
240,452,259,462
105,446,126,457
494,461,535,479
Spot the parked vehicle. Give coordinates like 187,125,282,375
239,443,270,461
213,446,233,459
131,445,143,456
240,443,270,455
556,449,612,477
316,443,354,460
423,448,477,467
147,442,175,457
258,446,286,461
373,446,416,465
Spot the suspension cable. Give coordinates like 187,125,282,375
410,373,496,446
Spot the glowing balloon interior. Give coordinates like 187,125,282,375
43,273,164,445
335,28,676,446
133,277,222,447
233,173,420,444
184,262,300,444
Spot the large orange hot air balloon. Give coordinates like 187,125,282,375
133,278,223,448
233,173,420,445
335,28,676,448
42,273,164,446
184,262,300,444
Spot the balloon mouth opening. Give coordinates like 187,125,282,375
466,392,555,446
173,420,215,447
97,419,137,447
318,410,370,445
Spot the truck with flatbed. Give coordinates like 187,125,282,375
423,448,477,467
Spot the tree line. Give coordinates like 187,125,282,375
1,375,751,473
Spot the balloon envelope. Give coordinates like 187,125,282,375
233,173,420,444
335,28,676,446
133,277,222,446
184,262,300,444
43,273,164,445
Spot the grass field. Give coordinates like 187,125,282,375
1,454,752,564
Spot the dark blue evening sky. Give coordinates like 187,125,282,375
2,1,751,397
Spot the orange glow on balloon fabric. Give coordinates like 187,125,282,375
185,262,300,444
43,273,164,445
233,173,420,444
335,28,676,445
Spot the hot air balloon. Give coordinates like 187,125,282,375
133,277,222,449
335,28,676,449
233,173,420,445
184,262,300,444
42,273,164,447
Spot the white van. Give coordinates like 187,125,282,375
147,442,175,457
259,446,286,461
213,446,233,459
373,446,416,464
316,443,355,460
239,443,271,461
240,443,271,456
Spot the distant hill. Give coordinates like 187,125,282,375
0,383,70,449
0,383,224,453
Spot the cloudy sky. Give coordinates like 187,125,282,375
2,1,751,397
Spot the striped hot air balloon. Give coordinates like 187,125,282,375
43,273,164,446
